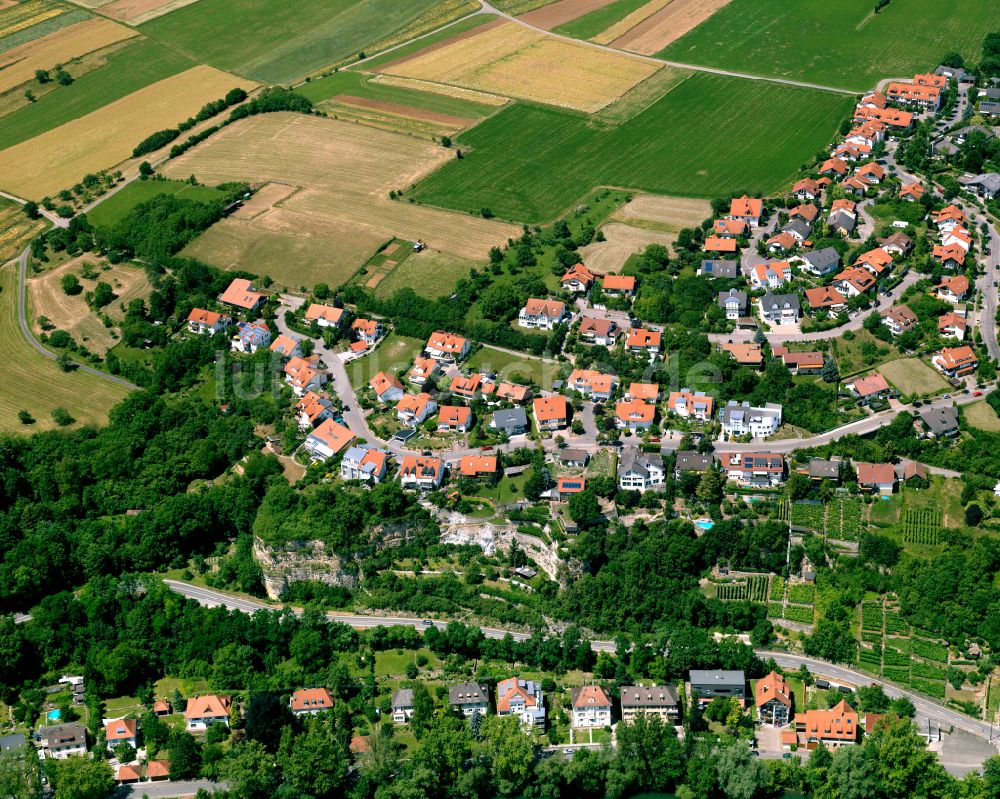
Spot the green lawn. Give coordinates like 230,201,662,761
963,400,1000,432
86,179,225,228
879,358,949,397
141,0,441,84
466,345,557,389
346,333,424,389
374,250,481,301
0,38,195,151
658,0,1000,91
472,470,533,504
552,0,650,39
298,70,497,119
374,647,441,677
410,73,852,223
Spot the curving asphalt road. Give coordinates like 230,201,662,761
163,580,998,748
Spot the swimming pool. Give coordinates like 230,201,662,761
694,518,715,530
47,709,61,722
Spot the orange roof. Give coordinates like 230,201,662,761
370,371,404,397
147,761,170,779
857,161,886,181
290,688,334,712
795,699,858,741
497,678,539,713
152,700,170,713
766,232,797,251
105,718,137,742
937,345,977,369
409,356,439,378
496,382,530,402
834,267,876,293
399,455,443,479
117,764,142,782
626,328,661,349
886,81,941,103
628,383,659,402
852,373,890,397
427,330,468,354
934,205,965,223
219,278,264,310
790,203,819,222
899,183,924,199
704,235,738,253
932,243,966,266
568,368,616,393
187,308,224,326
781,729,798,745
820,157,848,175
284,355,321,390
860,91,886,108
855,248,893,273
270,334,299,356
729,195,763,218
857,462,895,486
350,341,368,353
772,346,824,370
831,198,856,213
755,671,792,709
854,105,913,127
296,391,329,423
533,395,567,422
805,286,848,309
938,275,969,296
938,312,967,332
352,318,380,337
450,373,482,395
561,262,595,286
459,455,497,477
571,684,611,709
914,72,947,87
305,303,345,324
713,218,747,236
438,405,472,428
184,695,231,719
792,178,819,195
309,419,354,454
667,390,714,417
397,392,433,416
721,342,763,365
615,399,655,424
523,298,566,318
602,274,637,292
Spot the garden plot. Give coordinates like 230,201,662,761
902,508,941,545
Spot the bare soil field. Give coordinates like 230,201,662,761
519,0,617,29
381,20,659,112
98,0,203,25
611,0,732,53
163,113,517,286
370,74,509,107
610,193,710,228
28,257,151,354
230,182,297,221
334,94,475,128
592,0,672,44
0,65,256,198
578,221,677,272
0,17,137,93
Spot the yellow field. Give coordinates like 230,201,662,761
0,0,68,40
0,202,45,264
370,74,509,107
578,221,676,272
610,0,733,54
610,193,710,228
98,0,203,24
592,0,673,44
28,256,152,354
0,65,256,199
0,18,138,94
162,113,518,285
964,400,1000,432
382,20,659,112
0,263,130,433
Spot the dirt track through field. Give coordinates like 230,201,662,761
611,0,733,54
518,0,616,29
334,93,475,127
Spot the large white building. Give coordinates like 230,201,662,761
719,401,782,439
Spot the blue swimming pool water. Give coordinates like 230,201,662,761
47,709,61,721
694,519,715,530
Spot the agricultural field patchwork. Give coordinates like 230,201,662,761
658,0,1000,91
0,64,255,197
380,20,660,113
140,0,444,84
85,0,205,25
162,113,517,287
0,196,45,263
410,72,852,222
0,0,82,50
606,0,734,54
517,0,617,29
0,263,130,433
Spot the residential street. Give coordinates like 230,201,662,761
115,779,224,798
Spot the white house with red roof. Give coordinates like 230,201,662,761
497,678,545,728
219,279,265,313
304,419,354,461
425,331,470,363
518,298,568,330
290,688,334,716
105,718,139,749
185,695,232,732
571,686,612,729
397,392,437,425
370,371,405,404
728,195,763,225
187,308,230,335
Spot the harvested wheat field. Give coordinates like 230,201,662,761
611,0,733,53
230,183,298,221
578,222,677,272
0,17,137,93
0,65,256,198
370,74,509,107
592,0,673,44
98,0,203,24
381,20,659,112
28,257,152,354
518,0,617,29
611,194,710,228
162,113,518,286
332,94,476,132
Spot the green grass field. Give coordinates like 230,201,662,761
466,345,556,389
658,0,1000,91
346,333,424,389
141,0,441,84
373,249,480,300
410,73,852,222
552,0,649,39
0,263,130,433
964,400,1000,432
880,358,949,396
0,37,196,151
85,179,225,228
298,70,498,120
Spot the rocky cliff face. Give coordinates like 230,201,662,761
253,537,359,600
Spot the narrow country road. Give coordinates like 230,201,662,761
161,580,999,749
